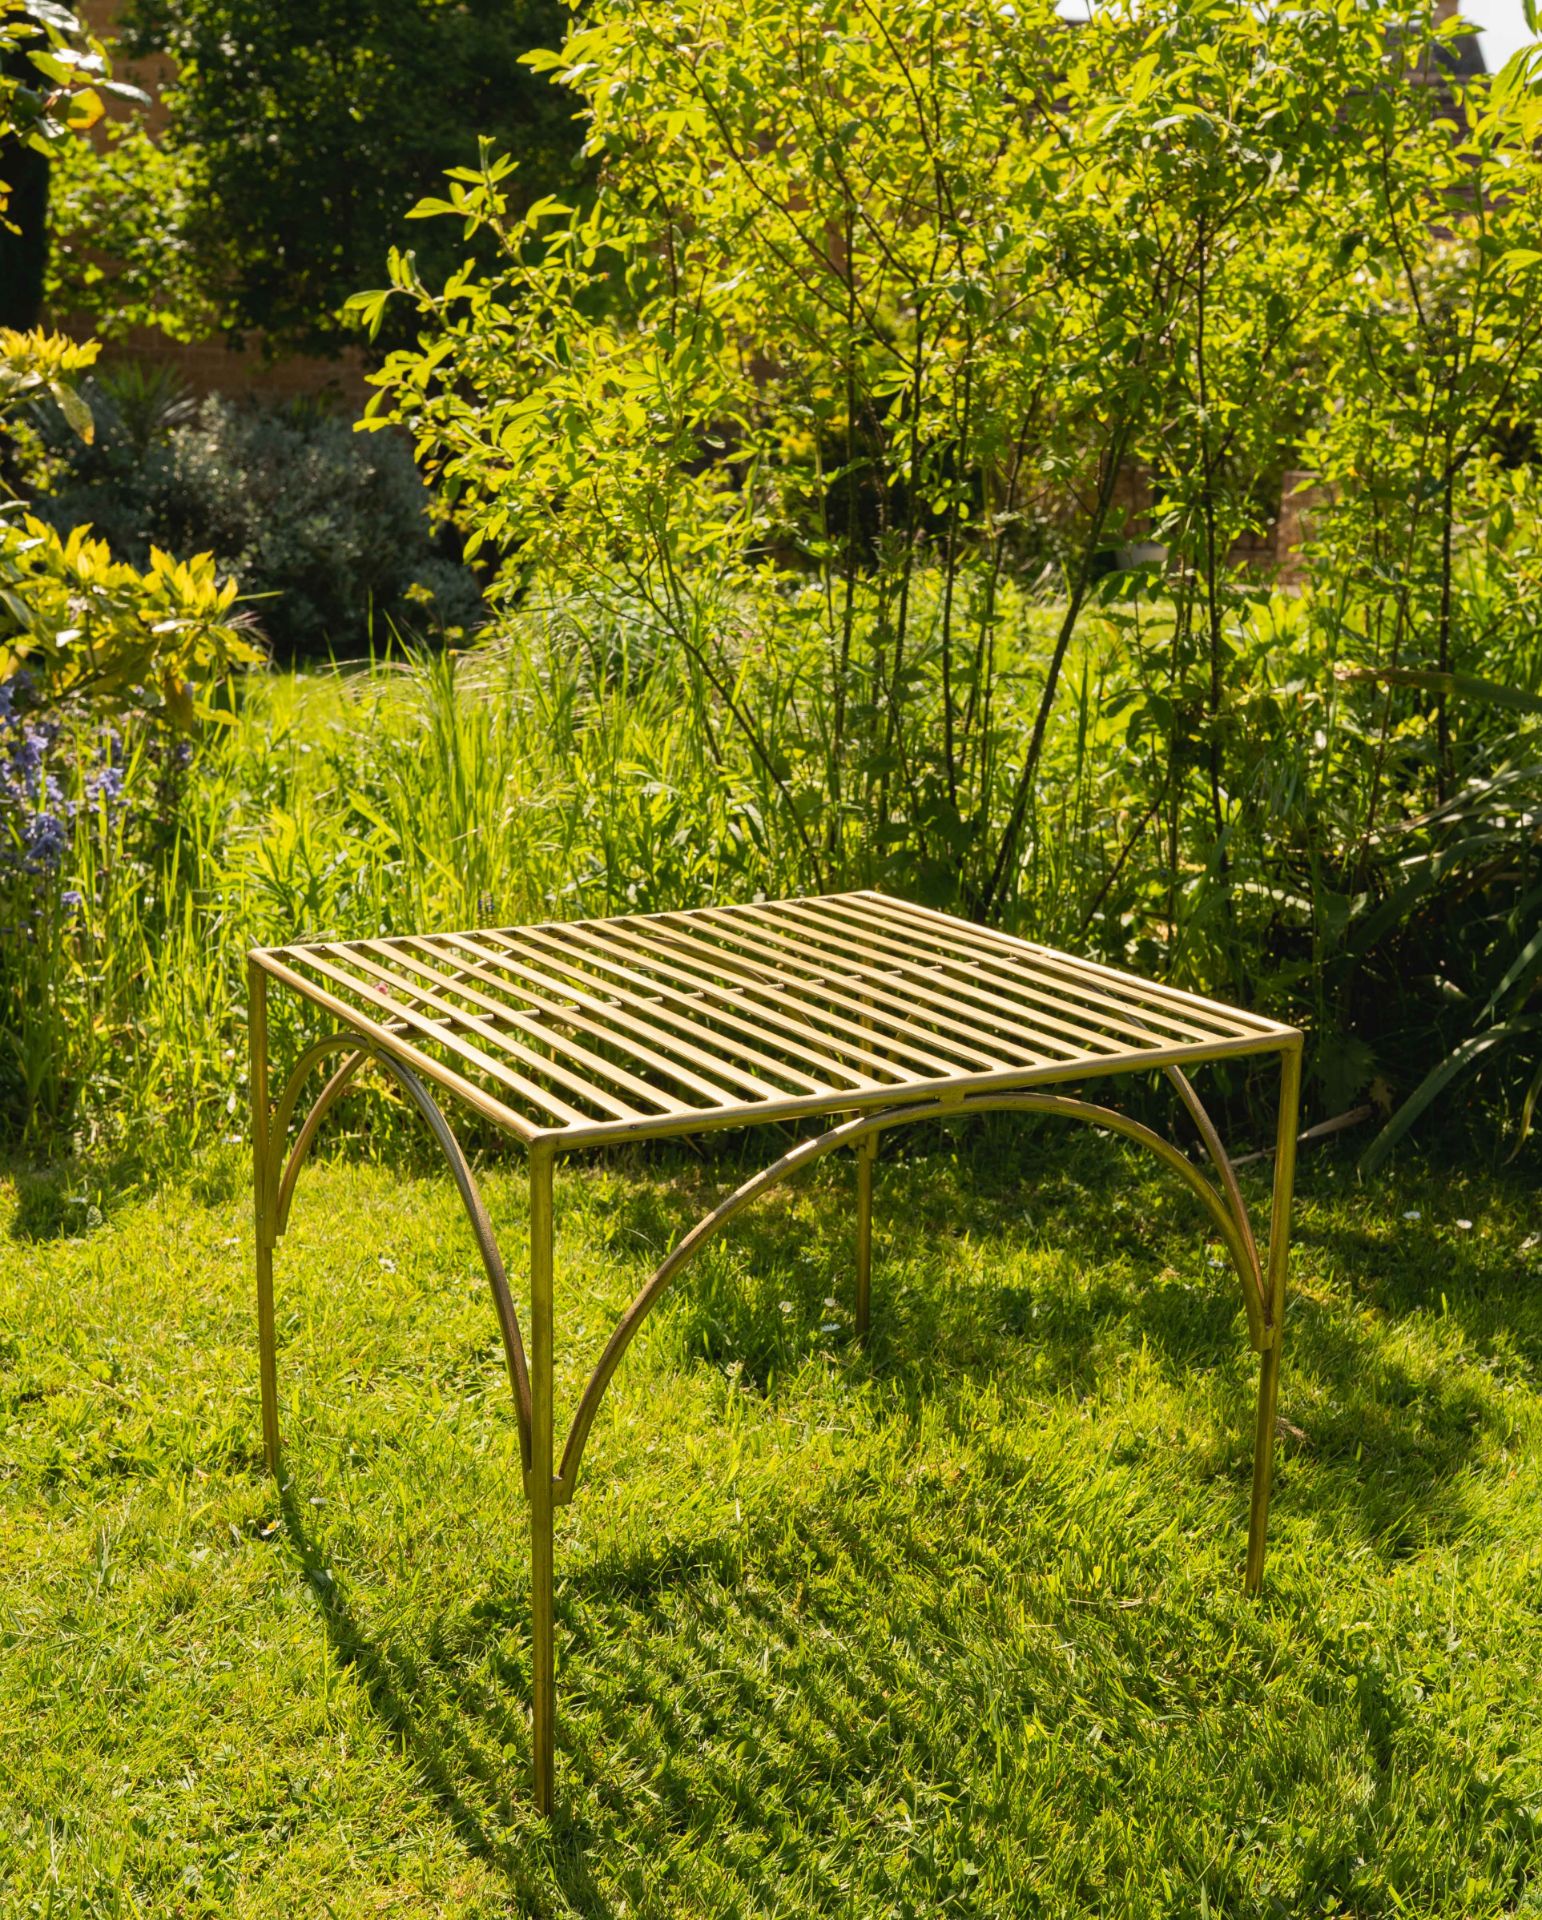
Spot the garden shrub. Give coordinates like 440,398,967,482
34,379,484,660
106,0,578,355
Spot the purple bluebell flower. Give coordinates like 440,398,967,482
24,810,69,873
85,763,125,804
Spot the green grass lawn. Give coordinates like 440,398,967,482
2,1126,1540,1917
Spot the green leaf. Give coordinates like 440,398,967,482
1361,1018,1542,1174
49,378,94,444
1337,665,1542,717
344,288,394,340
22,3,85,33
1477,913,1542,1024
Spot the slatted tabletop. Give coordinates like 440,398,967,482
250,890,1296,1148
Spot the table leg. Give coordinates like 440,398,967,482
1245,1043,1302,1595
855,1134,876,1340
528,1147,556,1815
250,961,280,1477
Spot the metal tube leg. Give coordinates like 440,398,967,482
528,1148,556,1814
250,962,279,1476
1245,1342,1281,1596
257,1241,279,1476
855,1135,876,1340
1245,1043,1302,1596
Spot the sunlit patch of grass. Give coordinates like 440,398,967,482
2,1132,1539,1916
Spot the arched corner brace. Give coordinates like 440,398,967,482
553,1086,1272,1507
265,1032,533,1473
1164,1064,1266,1332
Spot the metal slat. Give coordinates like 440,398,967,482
316,942,646,1123
857,892,1284,1037
253,950,540,1141
551,1027,1289,1149
591,916,991,1080
484,925,831,1099
534,919,937,1085
362,937,695,1116
796,895,1220,1056
281,946,594,1128
779,895,1156,1055
579,916,963,1077
424,933,758,1110
507,924,909,1093
672,908,1035,1073
627,912,1037,1076
747,898,1141,1062
837,894,1240,1045
691,902,1072,1064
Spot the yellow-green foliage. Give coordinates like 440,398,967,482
0,326,99,440
355,0,1542,928
1,23,248,723
0,519,258,721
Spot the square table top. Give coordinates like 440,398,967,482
251,890,1298,1150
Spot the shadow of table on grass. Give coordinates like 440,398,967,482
280,1479,967,1914
275,1133,1536,1909
599,1130,1528,1555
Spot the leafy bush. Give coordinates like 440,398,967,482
0,432,255,1141
0,0,140,327
43,113,216,344
34,377,484,659
1,516,251,719
348,0,1542,1159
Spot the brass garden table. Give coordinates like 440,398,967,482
249,890,1302,1814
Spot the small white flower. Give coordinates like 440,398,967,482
379,1255,396,1271
1455,1219,1473,1231
779,1300,793,1315
1403,1209,1422,1221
